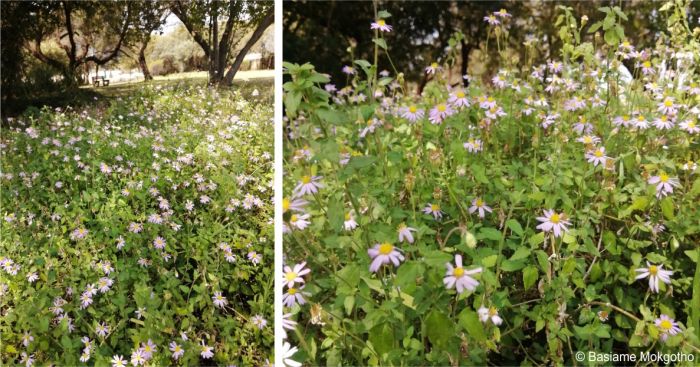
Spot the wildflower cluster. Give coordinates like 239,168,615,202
283,5,700,365
1,82,274,366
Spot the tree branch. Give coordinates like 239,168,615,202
83,3,132,66
62,1,77,66
170,1,210,57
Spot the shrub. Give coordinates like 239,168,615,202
1,82,274,366
282,4,700,366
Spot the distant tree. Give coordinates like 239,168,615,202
130,1,170,81
23,1,135,86
169,0,273,86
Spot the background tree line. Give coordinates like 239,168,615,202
283,0,699,91
1,0,273,114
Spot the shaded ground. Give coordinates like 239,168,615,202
1,71,273,123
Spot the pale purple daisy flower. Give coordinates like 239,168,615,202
294,175,323,196
169,342,184,360
478,306,503,326
400,105,425,123
648,173,680,198
655,314,681,342
283,262,310,288
423,203,443,220
368,243,405,272
212,291,227,308
397,223,417,243
635,262,672,293
252,315,267,330
428,103,453,124
585,147,609,167
469,198,492,218
370,19,392,32
536,209,571,238
443,254,481,293
425,62,441,74
283,285,310,307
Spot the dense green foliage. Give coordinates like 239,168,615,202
283,3,700,366
1,82,274,366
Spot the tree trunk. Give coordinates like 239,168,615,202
139,38,153,81
460,39,471,88
221,10,273,86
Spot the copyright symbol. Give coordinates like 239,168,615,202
575,351,585,362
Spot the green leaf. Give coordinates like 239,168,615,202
344,295,355,315
373,38,388,50
604,29,618,45
478,227,502,241
317,108,348,125
506,219,524,236
395,261,421,289
660,197,675,220
424,310,453,348
500,259,527,272
458,309,486,342
529,232,545,247
523,266,538,290
369,323,395,356
326,198,345,232
481,255,498,268
509,247,531,261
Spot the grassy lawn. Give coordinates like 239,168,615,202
3,71,273,121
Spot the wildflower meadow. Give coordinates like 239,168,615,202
1,81,274,366
283,2,700,366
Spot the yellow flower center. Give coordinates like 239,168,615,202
594,150,603,158
487,97,494,102
664,99,673,107
643,61,651,68
377,19,386,26
282,198,290,212
623,115,630,121
456,91,465,98
661,115,668,121
301,175,311,184
431,62,438,69
379,243,394,255
580,116,587,123
345,213,352,221
489,307,498,317
437,104,447,112
659,319,672,330
431,204,440,211
649,265,658,275
453,267,465,277
288,287,297,295
659,174,669,183
622,41,630,47
409,105,417,113
285,272,297,282
550,213,561,223
290,214,298,222
475,199,484,207
583,136,592,143
688,122,696,128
